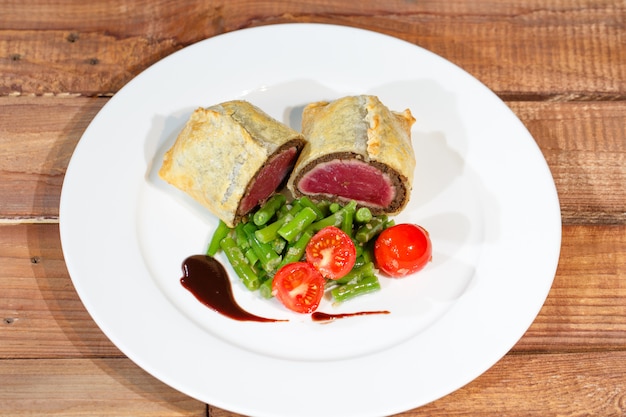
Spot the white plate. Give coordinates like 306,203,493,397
60,24,561,417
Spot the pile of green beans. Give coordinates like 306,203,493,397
206,194,395,303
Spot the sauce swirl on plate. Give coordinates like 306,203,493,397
180,255,390,323
180,255,282,323
311,310,390,322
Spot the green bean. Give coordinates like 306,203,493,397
278,229,313,267
308,200,357,233
275,201,302,225
341,201,356,236
206,220,231,257
278,206,318,242
284,201,303,217
258,277,274,299
315,200,331,217
352,256,367,269
244,248,258,266
242,221,258,235
334,261,377,284
298,196,325,220
271,237,286,254
353,239,364,259
360,240,374,264
255,213,293,243
307,210,343,232
331,274,381,302
355,207,372,223
354,215,387,243
219,237,260,291
253,194,286,226
256,267,269,281
276,202,289,218
342,200,358,214
209,195,397,305
243,223,282,273
234,222,250,251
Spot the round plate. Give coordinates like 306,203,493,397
60,23,561,417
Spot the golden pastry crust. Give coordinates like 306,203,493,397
159,100,305,227
287,95,416,214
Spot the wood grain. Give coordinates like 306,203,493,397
509,101,626,224
0,358,206,417
1,223,625,357
2,222,625,416
1,98,624,223
515,225,626,352
395,351,626,416
208,352,626,417
4,353,625,417
0,1,624,416
0,223,120,359
1,0,624,97
0,97,102,220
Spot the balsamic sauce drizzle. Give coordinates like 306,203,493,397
311,310,390,322
180,255,281,322
180,254,390,323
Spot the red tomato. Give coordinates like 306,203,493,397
272,262,325,313
374,223,432,277
305,226,357,280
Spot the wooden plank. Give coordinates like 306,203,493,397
0,223,121,358
1,97,624,223
0,2,623,417
508,101,626,224
1,0,624,97
2,223,625,358
0,358,206,417
208,351,626,416
514,225,626,351
2,352,625,417
407,351,626,416
0,96,103,220
0,29,180,96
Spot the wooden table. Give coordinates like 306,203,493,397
1,1,624,416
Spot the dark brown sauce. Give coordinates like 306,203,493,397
180,255,283,323
311,310,390,322
180,255,390,324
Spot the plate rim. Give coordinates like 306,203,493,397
59,22,562,417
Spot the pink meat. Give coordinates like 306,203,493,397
238,147,298,215
298,159,396,208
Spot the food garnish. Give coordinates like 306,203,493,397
163,96,431,315
207,197,431,313
374,224,432,277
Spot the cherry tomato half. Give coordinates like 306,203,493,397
374,223,432,277
272,262,325,313
305,226,357,280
